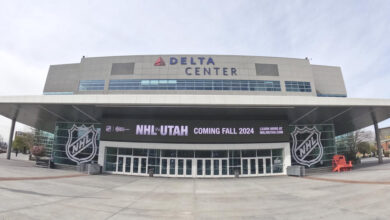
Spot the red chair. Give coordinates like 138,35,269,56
332,155,353,172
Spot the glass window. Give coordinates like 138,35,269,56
177,150,194,158
272,149,283,157
229,150,241,158
257,149,271,157
108,79,281,92
285,81,311,92
161,150,177,157
148,149,160,157
195,150,211,158
272,156,283,173
212,150,228,158
118,148,132,155
79,80,105,91
133,148,147,156
242,150,256,157
106,147,117,155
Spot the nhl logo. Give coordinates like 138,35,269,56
65,124,98,164
291,127,324,167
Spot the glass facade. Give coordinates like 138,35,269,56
289,124,336,167
33,130,54,157
109,79,281,92
79,80,105,91
50,119,338,175
285,81,312,92
52,122,101,165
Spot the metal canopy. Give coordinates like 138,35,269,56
0,94,390,136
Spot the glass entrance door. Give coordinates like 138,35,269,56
185,159,193,177
196,159,203,176
160,158,181,177
242,158,261,176
124,157,131,173
116,156,134,175
257,157,272,175
159,158,193,177
132,156,148,175
176,158,193,177
213,159,220,176
113,149,282,178
195,159,214,177
117,156,124,173
211,159,228,177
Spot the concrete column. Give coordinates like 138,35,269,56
373,121,383,164
6,118,16,160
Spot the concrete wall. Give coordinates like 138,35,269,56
43,63,80,94
312,65,347,97
43,55,345,97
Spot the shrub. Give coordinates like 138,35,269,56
384,150,390,157
357,142,370,157
31,146,45,157
344,151,358,162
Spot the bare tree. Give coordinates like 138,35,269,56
337,129,375,161
350,130,374,153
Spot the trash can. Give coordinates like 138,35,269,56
234,169,239,178
148,168,154,177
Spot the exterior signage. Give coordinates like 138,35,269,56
102,119,288,143
154,56,237,76
291,127,324,167
65,124,98,164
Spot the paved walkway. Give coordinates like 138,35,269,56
1,159,390,219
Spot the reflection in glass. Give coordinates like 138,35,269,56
272,157,283,173
170,159,176,175
213,160,219,175
222,160,228,175
125,157,131,173
161,159,167,174
250,159,256,174
117,157,123,172
141,158,147,173
242,159,248,174
186,160,192,175
197,160,203,175
178,159,184,175
205,160,211,175
265,158,271,174
258,159,264,174
133,158,139,173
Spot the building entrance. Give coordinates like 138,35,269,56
116,156,148,175
240,157,272,176
110,148,286,177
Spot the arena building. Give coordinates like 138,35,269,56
1,55,390,178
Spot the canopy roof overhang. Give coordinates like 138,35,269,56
1,94,390,136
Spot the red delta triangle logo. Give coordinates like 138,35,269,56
154,57,165,66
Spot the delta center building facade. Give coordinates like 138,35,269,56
1,55,390,178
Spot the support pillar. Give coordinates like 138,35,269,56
6,118,16,160
373,121,383,164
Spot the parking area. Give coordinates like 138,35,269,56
1,158,390,219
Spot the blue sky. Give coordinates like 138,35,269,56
0,0,389,140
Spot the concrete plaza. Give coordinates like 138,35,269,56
0,158,390,220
